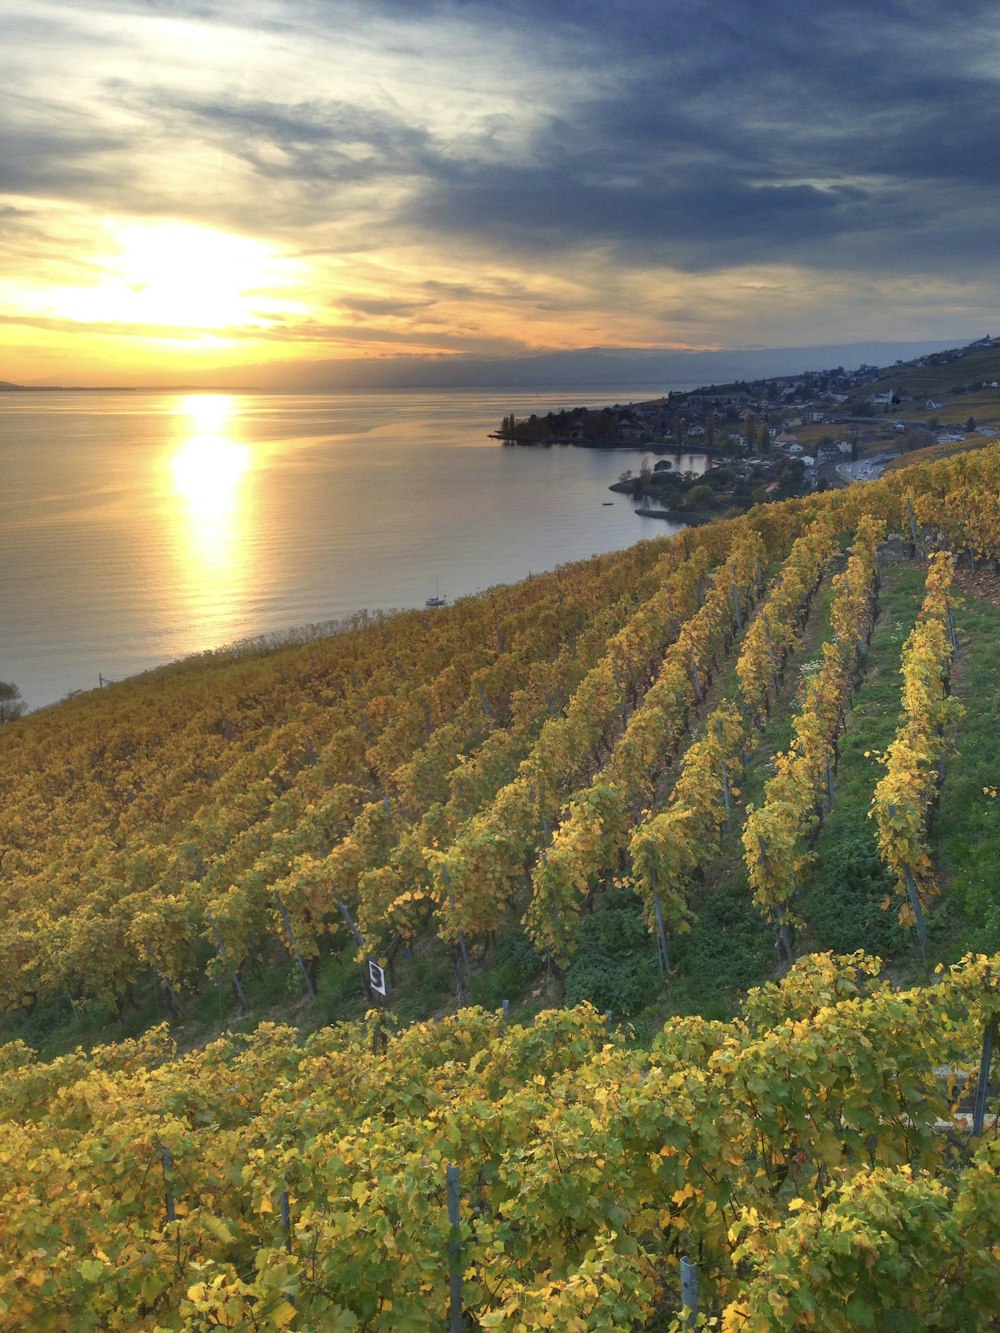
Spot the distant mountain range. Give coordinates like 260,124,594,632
206,341,973,392
4,338,975,393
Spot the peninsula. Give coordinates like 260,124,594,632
495,335,1000,517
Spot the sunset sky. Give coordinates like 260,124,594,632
4,0,1000,386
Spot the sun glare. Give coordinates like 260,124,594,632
171,436,251,513
54,221,286,334
168,395,252,553
159,394,258,657
177,393,242,441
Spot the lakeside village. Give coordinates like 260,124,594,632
494,337,1000,520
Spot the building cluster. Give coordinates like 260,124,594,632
504,337,1000,502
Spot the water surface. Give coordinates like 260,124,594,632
1,387,701,709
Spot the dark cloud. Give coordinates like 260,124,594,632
406,166,883,270
5,0,1000,352
363,0,1000,276
337,296,429,315
0,93,128,197
161,95,437,187
103,0,1000,276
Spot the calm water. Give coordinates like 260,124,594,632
0,387,705,711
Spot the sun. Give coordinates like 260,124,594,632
61,220,288,334
112,220,278,330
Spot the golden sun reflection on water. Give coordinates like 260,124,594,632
165,395,255,646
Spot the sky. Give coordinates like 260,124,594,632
3,0,1000,386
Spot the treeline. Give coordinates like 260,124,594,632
497,405,641,444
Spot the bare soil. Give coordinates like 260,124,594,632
954,565,1000,608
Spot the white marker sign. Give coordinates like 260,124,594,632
368,960,387,996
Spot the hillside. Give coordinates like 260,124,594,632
2,445,1000,1328
862,339,1000,408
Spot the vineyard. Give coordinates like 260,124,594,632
3,444,1000,1328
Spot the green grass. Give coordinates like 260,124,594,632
797,564,925,962
797,561,1000,969
934,579,1000,954
632,557,1000,1028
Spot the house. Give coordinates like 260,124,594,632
927,398,944,410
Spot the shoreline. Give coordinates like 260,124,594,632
632,506,711,524
491,432,722,457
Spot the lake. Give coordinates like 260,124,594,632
0,386,707,711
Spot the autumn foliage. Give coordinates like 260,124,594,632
4,443,1000,1326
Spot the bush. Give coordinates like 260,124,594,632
564,892,659,1017
564,958,649,1016
799,827,905,955
672,881,774,1000
469,930,544,1009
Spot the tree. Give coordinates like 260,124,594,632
776,458,806,497
904,427,937,454
584,408,616,442
0,682,25,724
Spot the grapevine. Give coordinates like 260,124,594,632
871,549,964,934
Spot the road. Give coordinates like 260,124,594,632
835,451,898,483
